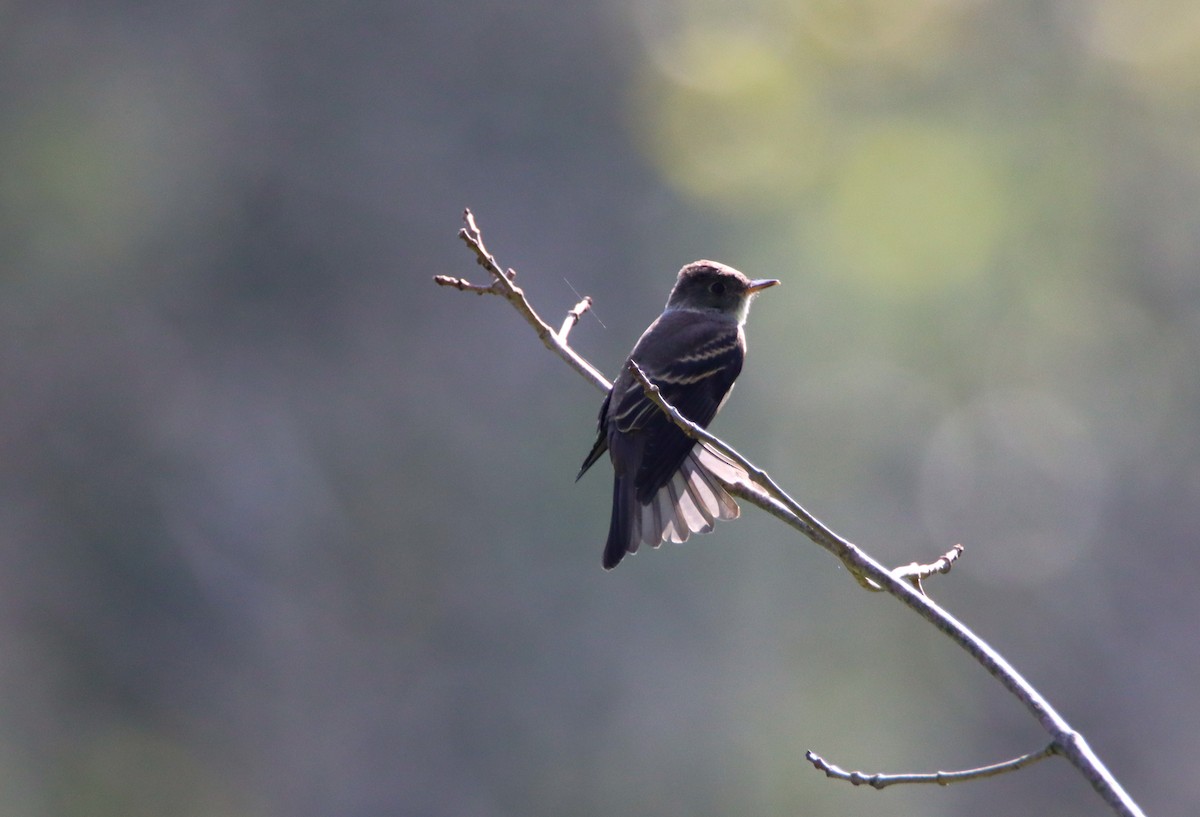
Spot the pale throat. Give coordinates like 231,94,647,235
665,299,753,326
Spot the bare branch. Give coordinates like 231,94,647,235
805,744,1059,790
433,274,498,294
623,361,1142,816
440,210,1147,817
892,544,964,595
441,209,610,392
558,297,593,343
458,208,506,278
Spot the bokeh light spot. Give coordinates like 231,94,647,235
794,0,960,62
1074,0,1200,93
631,26,829,209
821,121,1008,294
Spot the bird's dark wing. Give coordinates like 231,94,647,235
575,390,611,480
607,313,745,504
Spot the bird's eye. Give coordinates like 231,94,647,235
709,281,726,295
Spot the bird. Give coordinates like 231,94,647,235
576,260,779,569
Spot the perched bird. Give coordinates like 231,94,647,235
577,261,779,569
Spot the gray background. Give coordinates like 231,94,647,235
3,2,1197,815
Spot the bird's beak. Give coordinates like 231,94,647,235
747,278,780,294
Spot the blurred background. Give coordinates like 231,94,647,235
1,1,1197,815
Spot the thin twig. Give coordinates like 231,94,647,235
805,744,1059,789
432,274,495,294
892,544,964,594
439,209,1146,817
438,209,610,391
558,297,593,342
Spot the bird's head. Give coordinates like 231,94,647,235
666,261,780,323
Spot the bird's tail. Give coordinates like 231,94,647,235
604,443,745,569
603,474,636,570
